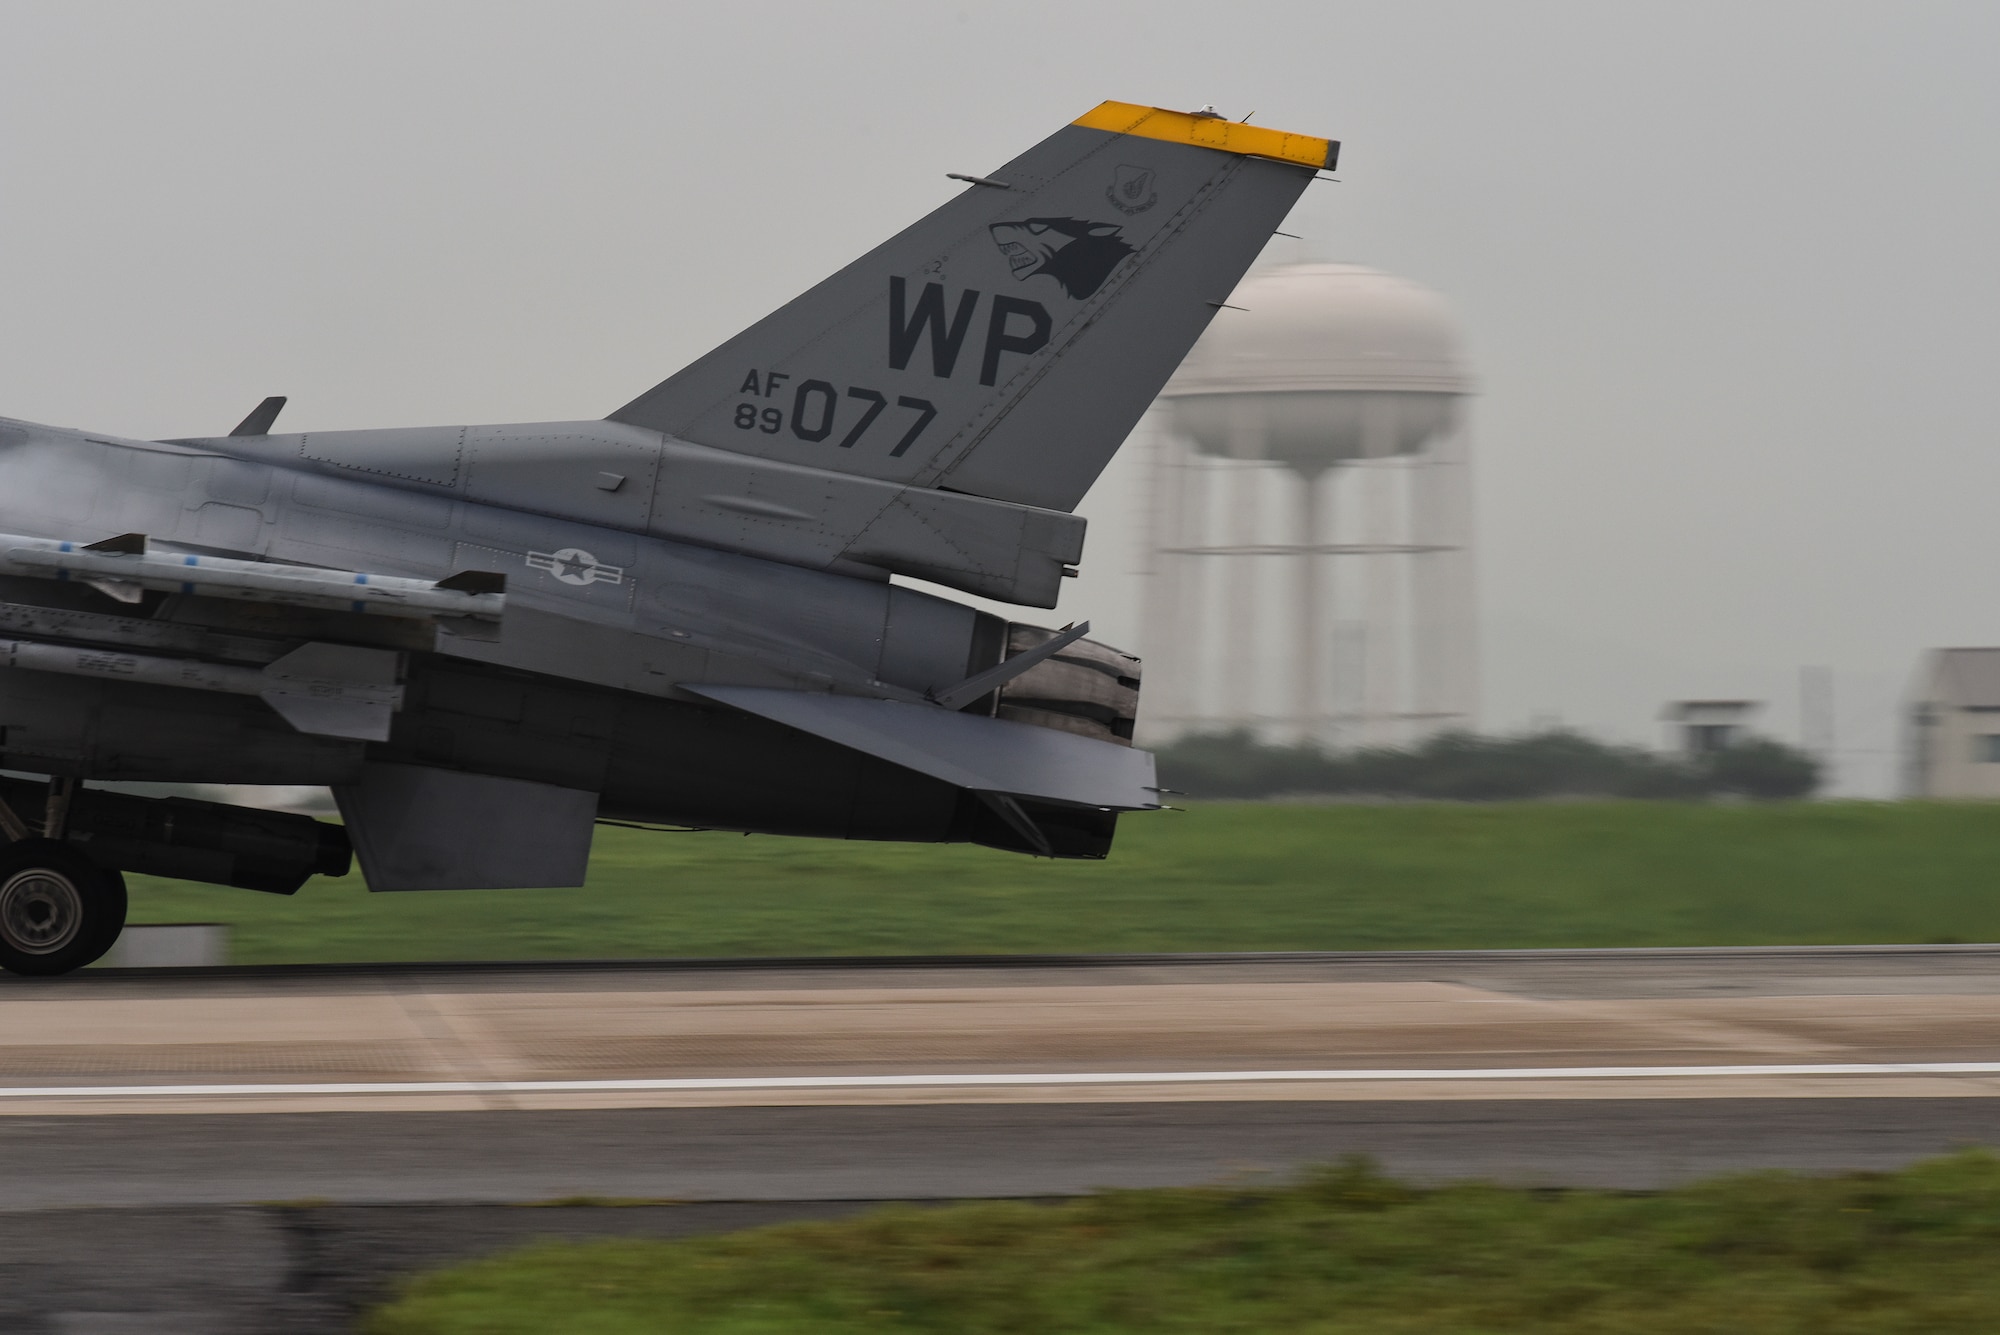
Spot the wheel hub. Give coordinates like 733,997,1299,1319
0,868,84,955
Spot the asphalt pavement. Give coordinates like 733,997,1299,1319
5,947,1999,1331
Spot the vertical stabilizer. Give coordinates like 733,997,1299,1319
611,102,1335,514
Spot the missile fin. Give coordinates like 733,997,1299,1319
81,578,145,604
436,569,506,595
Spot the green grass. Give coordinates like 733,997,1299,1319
115,801,2000,964
365,1152,2000,1334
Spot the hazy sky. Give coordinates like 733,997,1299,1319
5,1,1998,794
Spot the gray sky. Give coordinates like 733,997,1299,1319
5,1,1998,794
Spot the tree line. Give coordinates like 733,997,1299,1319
1152,728,1821,801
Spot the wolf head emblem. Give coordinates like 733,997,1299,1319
988,218,1135,300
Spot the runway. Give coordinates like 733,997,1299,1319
6,1100,2000,1209
2,946,1999,1208
7,947,2000,1331
8,945,2000,1113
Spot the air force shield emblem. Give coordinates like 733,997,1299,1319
1107,164,1158,215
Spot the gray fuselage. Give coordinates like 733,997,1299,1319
0,415,1076,851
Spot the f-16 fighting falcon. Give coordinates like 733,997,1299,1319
0,101,1336,974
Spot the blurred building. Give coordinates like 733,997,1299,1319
1140,263,1475,748
1905,649,2000,797
1663,700,1761,757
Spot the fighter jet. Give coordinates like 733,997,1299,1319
0,101,1336,975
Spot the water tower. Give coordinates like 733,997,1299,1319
1141,263,1476,747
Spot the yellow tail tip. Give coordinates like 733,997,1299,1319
1072,101,1338,172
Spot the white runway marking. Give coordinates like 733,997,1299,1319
5,1062,2000,1100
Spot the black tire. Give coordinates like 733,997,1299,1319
0,840,128,977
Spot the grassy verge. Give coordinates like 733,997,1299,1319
365,1152,2000,1334
115,801,2000,964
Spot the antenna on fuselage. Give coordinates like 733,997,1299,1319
229,396,288,437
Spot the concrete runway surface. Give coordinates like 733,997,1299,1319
5,947,2000,1331
8,946,2000,1111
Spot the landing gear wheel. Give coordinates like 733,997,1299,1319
0,840,127,977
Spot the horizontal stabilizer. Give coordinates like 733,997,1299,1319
684,684,1159,810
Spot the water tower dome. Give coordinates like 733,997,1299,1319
1161,263,1472,476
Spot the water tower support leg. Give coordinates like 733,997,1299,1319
1295,471,1324,746
1364,459,1404,748
1411,423,1477,735
1140,423,1196,740
1230,463,1261,730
